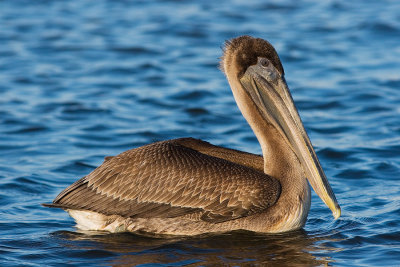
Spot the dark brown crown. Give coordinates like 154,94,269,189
221,35,284,77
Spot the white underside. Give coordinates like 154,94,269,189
67,209,128,232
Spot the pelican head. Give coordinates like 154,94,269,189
222,36,341,219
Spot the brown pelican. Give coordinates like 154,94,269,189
43,36,340,235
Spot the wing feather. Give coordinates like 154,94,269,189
50,138,281,223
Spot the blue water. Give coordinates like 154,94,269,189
1,0,400,266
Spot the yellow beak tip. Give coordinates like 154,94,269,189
332,206,341,220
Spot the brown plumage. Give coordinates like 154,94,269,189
47,138,280,223
44,35,340,235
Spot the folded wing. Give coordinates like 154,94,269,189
49,138,281,223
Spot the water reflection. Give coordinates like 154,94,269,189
52,230,338,265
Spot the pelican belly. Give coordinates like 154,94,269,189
67,210,228,235
66,209,251,235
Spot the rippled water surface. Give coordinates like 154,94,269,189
1,0,400,266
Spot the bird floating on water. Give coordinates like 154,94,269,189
43,35,340,235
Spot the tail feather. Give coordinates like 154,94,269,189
42,203,70,209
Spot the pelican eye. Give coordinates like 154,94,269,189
259,58,270,68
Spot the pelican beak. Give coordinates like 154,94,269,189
239,58,341,219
